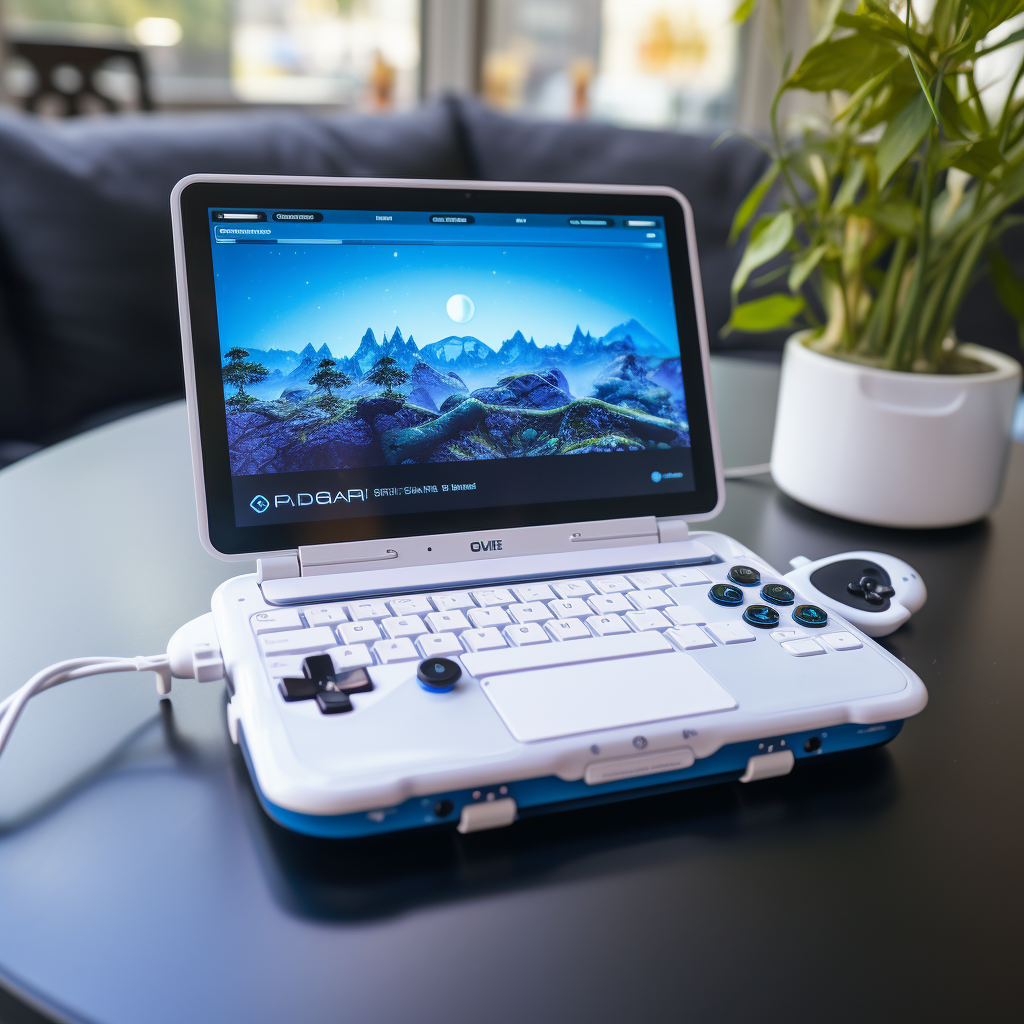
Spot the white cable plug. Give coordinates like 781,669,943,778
0,615,224,762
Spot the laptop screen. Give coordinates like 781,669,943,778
207,208,696,529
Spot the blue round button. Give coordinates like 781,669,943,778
743,604,780,629
761,583,795,606
709,583,744,606
793,604,829,628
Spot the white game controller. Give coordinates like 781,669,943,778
784,551,926,638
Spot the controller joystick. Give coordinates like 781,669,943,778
783,551,926,637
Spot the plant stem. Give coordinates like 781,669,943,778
886,131,935,370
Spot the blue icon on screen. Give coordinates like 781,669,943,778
250,494,270,513
651,471,662,483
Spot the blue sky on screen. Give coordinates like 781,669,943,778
212,242,679,355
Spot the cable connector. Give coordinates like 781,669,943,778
166,613,225,690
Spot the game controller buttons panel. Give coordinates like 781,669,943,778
809,559,894,613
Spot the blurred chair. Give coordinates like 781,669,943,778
5,37,154,116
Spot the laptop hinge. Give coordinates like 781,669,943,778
257,518,689,581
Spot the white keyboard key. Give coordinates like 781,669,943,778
628,589,674,610
821,631,863,651
628,571,670,589
665,604,707,627
588,593,632,614
586,614,632,637
666,586,712,606
781,638,825,657
431,591,475,611
303,605,349,628
591,575,633,594
463,630,671,678
705,621,755,645
259,626,336,656
512,583,555,602
426,609,471,633
553,579,595,599
770,628,806,643
347,600,390,621
388,595,432,616
337,620,383,645
468,606,511,628
462,627,508,652
508,602,553,624
327,644,373,670
667,625,715,651
416,633,464,658
624,609,672,631
480,653,736,743
472,587,514,607
504,622,551,647
550,598,591,619
545,617,590,641
264,655,305,679
373,637,419,663
250,609,303,634
381,615,425,639
665,567,710,587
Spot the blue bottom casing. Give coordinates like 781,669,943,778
238,720,903,839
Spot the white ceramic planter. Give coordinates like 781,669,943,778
770,336,1022,528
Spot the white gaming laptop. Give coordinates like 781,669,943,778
171,175,927,837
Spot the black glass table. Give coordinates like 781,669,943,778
0,357,1019,1024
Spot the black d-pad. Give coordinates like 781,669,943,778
847,576,896,605
810,559,894,613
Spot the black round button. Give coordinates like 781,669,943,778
709,583,744,606
743,604,780,629
793,604,829,628
433,799,454,818
728,565,761,587
417,657,461,692
760,583,795,606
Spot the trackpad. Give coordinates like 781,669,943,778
479,652,737,743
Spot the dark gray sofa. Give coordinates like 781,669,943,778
0,97,1019,465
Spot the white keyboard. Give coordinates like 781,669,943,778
252,562,864,741
253,565,730,675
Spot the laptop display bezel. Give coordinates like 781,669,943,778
175,177,721,557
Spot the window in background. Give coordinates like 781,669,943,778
3,0,419,108
481,0,738,129
232,0,419,107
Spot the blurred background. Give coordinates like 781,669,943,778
0,0,821,130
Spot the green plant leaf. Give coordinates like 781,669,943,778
853,201,920,236
946,137,1003,179
732,0,759,23
731,211,794,297
786,34,900,94
725,295,806,334
788,245,827,292
728,161,780,244
907,51,942,127
989,241,1024,345
877,93,933,188
833,159,866,210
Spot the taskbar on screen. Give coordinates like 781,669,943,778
231,450,695,528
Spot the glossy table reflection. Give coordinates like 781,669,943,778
0,358,1020,1024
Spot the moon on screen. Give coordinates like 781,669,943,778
446,293,475,324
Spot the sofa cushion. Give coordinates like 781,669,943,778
453,99,772,355
0,101,470,442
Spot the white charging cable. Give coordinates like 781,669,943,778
722,462,772,479
0,614,223,762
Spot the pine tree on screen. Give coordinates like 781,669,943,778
365,355,409,398
308,358,351,397
223,348,268,408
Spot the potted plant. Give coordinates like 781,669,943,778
728,0,1023,527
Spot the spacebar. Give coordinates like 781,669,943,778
461,632,672,678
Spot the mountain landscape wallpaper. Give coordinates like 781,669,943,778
213,241,688,474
